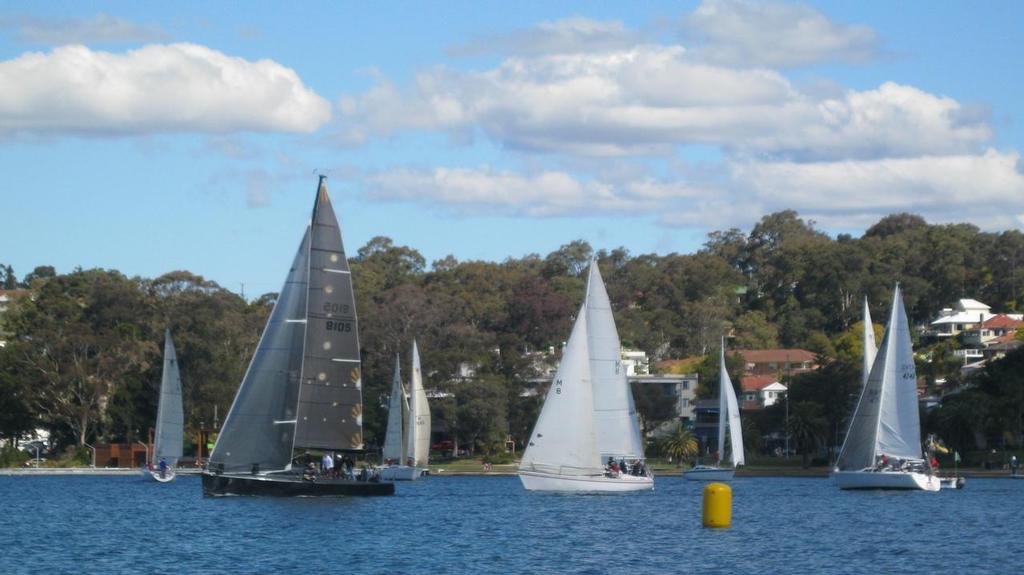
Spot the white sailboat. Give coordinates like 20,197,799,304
518,262,653,492
146,328,184,483
406,340,431,475
684,338,744,481
379,341,430,480
832,284,940,491
379,355,417,480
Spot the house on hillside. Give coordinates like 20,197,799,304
961,314,1024,346
737,349,816,377
929,298,1015,338
741,375,787,409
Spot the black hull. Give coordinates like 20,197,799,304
202,472,395,497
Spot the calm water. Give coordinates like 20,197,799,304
0,474,1019,574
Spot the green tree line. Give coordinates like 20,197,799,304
2,211,1023,462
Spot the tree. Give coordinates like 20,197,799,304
733,310,779,349
788,401,827,467
659,423,699,466
632,382,677,436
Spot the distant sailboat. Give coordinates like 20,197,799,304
201,176,393,497
832,284,940,491
146,329,184,483
379,341,429,481
406,340,431,474
518,261,652,492
684,338,744,481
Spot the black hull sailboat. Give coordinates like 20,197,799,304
203,176,394,497
201,472,394,497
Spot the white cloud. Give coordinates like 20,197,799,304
683,0,879,67
449,17,643,57
364,166,709,217
1,13,168,45
340,46,988,160
733,149,1024,228
0,43,331,136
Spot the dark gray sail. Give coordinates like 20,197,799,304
293,177,364,451
153,328,184,466
209,229,310,473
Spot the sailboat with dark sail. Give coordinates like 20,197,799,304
145,328,184,483
201,176,394,496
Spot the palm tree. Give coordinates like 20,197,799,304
660,423,699,467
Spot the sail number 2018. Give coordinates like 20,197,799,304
326,320,352,333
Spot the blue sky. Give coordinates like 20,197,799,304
1,1,1022,297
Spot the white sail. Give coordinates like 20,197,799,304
406,340,431,468
863,297,877,388
520,303,603,476
716,339,744,467
382,355,408,464
153,328,184,467
837,284,923,470
584,262,644,460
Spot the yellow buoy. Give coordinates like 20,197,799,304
702,482,732,528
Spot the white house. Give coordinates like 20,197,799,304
930,298,997,337
741,375,788,408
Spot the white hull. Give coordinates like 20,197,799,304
142,467,176,483
832,470,940,491
518,470,653,492
378,465,424,481
682,465,735,481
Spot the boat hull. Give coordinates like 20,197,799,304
142,468,176,483
201,472,395,497
832,470,940,491
682,466,735,481
518,470,653,493
939,476,965,489
378,465,424,481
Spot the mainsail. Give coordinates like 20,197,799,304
210,176,363,474
153,328,184,467
293,180,363,450
837,284,922,470
406,340,431,467
382,355,408,463
519,303,603,476
585,262,644,460
717,339,744,467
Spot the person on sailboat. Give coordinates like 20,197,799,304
302,461,317,482
321,452,334,477
158,457,168,479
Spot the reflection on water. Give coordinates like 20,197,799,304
0,474,1018,574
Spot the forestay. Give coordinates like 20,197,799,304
209,229,310,473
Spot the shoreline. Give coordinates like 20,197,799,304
3,466,1018,479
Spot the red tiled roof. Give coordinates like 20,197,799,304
981,314,1024,329
993,332,1021,344
737,349,817,364
741,375,779,391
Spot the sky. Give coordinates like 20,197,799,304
1,1,1022,297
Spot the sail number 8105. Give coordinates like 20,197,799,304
326,320,352,333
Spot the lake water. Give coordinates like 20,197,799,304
0,474,1019,574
